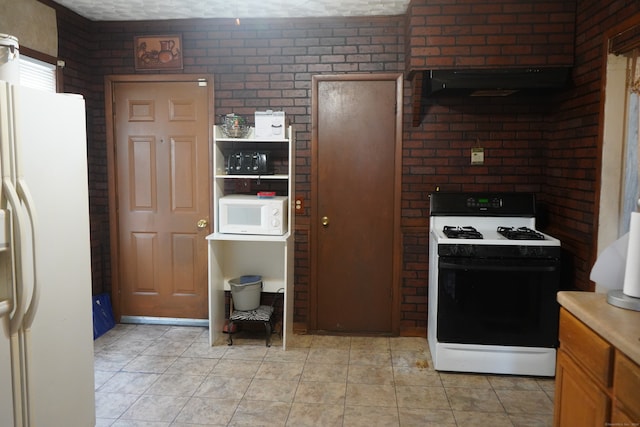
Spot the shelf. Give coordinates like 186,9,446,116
214,174,288,180
214,126,289,142
207,232,291,242
209,124,294,350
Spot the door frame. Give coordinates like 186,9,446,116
104,74,215,321
309,73,404,334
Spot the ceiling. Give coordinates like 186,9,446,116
52,0,411,21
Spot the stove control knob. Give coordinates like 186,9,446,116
519,246,542,257
459,245,475,257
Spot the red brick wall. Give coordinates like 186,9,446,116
406,0,576,72
543,0,640,291
55,8,109,295
50,0,640,333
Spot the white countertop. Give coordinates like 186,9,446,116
557,291,640,365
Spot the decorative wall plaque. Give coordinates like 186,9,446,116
134,34,183,71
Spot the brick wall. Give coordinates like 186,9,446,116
55,8,109,295
543,0,640,291
406,0,576,72
51,0,640,333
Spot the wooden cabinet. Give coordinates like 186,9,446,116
554,346,610,426
554,308,640,426
207,125,295,349
613,351,640,422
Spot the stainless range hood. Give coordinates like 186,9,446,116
424,67,571,97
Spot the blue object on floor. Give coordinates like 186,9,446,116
92,293,115,339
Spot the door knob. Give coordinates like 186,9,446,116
321,216,329,227
197,219,208,229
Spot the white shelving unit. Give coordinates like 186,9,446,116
207,125,295,349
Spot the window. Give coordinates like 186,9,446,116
623,51,640,234
598,30,640,241
595,21,640,291
19,54,56,93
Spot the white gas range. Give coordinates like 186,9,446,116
428,192,562,377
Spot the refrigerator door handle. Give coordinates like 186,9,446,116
17,178,39,329
0,298,11,318
8,84,40,331
2,178,30,335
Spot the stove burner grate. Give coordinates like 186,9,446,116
497,226,545,240
443,226,483,239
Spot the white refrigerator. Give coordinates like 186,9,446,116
0,81,95,426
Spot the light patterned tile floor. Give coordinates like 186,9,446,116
94,324,556,426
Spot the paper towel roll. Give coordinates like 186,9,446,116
590,233,629,290
623,211,640,298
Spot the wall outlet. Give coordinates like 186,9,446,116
295,196,304,215
471,147,484,165
234,178,251,192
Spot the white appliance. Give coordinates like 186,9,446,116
0,81,95,426
428,192,562,377
218,194,288,235
254,110,285,139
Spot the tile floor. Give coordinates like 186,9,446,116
94,324,556,426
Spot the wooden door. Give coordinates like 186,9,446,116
311,74,402,334
106,76,213,319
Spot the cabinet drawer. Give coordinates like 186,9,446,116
559,308,613,387
614,351,640,421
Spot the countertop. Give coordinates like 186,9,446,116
557,291,640,365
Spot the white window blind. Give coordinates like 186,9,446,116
19,55,56,93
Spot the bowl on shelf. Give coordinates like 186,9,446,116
221,113,251,138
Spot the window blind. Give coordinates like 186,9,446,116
19,55,56,93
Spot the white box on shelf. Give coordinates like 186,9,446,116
255,110,285,139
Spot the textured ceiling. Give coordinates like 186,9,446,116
53,0,411,21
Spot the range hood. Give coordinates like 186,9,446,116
424,67,571,97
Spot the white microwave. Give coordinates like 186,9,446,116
218,195,288,235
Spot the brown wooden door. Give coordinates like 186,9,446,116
109,78,212,319
311,74,402,334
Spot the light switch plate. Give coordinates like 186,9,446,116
471,147,484,165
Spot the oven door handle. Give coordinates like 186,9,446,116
439,262,559,273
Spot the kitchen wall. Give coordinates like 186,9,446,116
47,0,640,333
548,0,640,290
405,0,575,71
0,0,58,57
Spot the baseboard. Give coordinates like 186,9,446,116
399,326,427,338
120,315,208,327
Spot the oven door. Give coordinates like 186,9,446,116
436,255,560,347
